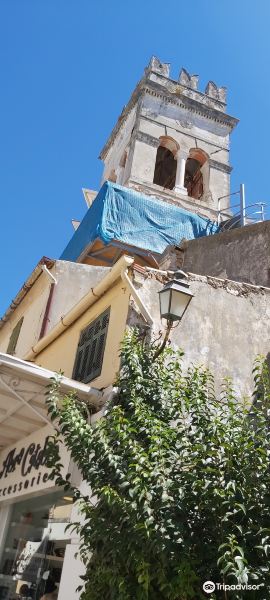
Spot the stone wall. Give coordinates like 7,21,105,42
167,221,270,288
128,268,270,399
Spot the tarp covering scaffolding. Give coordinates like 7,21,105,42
61,181,219,261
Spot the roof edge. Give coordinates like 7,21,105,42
0,257,55,330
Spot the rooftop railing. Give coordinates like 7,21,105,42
217,184,267,230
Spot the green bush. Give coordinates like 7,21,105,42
46,330,270,600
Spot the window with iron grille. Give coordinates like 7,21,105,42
72,308,110,383
7,317,24,355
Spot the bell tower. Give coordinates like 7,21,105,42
99,57,238,221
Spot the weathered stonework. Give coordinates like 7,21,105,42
127,268,270,399
205,80,227,104
178,220,270,287
178,68,199,91
99,56,238,220
208,158,233,174
136,131,160,148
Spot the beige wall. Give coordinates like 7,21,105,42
0,272,49,357
0,262,111,361
34,279,130,389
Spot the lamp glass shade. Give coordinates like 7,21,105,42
159,288,171,319
159,279,193,321
170,288,191,319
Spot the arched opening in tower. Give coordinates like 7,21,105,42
184,150,207,200
153,146,176,190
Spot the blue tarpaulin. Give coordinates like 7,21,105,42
60,181,219,261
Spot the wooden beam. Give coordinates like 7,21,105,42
86,254,113,266
87,247,110,258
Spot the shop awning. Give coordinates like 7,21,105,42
0,353,103,449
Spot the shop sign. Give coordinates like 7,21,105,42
0,425,69,500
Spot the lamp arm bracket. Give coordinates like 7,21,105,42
153,320,173,360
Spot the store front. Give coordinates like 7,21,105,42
0,353,102,600
0,490,73,600
0,425,72,600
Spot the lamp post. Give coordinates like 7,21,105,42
154,272,193,358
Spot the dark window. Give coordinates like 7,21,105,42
7,317,24,355
184,157,204,200
72,308,110,383
153,146,176,190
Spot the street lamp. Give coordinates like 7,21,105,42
158,276,193,323
154,272,193,359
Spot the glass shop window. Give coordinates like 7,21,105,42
0,490,73,600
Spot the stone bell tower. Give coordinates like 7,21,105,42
99,57,238,221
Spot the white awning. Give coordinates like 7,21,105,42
0,353,102,449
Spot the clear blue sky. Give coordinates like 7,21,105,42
0,0,269,316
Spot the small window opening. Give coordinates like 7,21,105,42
184,149,207,200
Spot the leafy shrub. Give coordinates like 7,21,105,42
46,330,270,600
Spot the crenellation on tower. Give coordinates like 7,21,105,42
205,80,227,104
99,56,238,221
146,56,171,78
178,68,199,91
